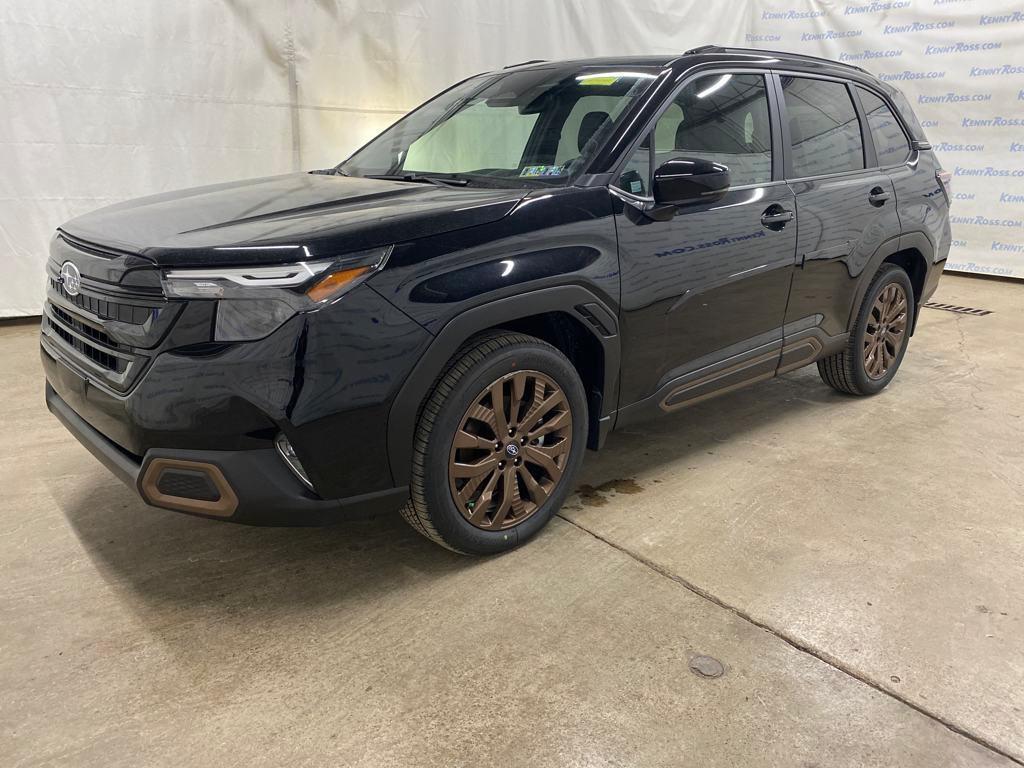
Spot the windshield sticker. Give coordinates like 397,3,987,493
577,75,619,86
520,165,565,177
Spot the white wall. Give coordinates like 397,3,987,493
1,0,1020,316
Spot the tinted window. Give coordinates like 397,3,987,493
857,87,911,166
782,77,864,177
554,94,632,165
615,72,773,195
406,101,539,173
343,68,657,187
615,135,652,196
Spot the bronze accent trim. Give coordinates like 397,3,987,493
140,458,239,517
665,371,776,410
660,349,780,411
776,336,824,375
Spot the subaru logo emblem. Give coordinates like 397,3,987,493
505,442,520,458
60,261,81,296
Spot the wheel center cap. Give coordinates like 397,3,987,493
505,443,520,458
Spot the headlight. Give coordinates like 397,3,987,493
161,245,391,341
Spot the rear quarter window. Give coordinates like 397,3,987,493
857,87,912,166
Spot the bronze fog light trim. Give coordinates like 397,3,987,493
140,458,239,517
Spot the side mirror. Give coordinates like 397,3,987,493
652,157,730,205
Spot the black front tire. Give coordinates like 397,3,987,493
401,332,588,555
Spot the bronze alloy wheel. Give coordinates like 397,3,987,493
448,370,573,531
864,282,908,380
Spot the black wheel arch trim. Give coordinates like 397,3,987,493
386,285,621,486
849,230,934,336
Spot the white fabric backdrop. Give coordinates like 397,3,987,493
1,0,1021,317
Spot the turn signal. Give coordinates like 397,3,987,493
306,266,371,303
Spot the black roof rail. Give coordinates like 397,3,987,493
683,45,726,55
680,45,867,73
504,59,546,69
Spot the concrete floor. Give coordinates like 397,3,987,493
2,273,1022,767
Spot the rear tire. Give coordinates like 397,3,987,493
401,332,587,555
817,264,914,396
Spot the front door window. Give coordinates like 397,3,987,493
614,72,773,195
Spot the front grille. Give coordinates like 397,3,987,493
51,305,114,346
46,306,128,374
44,239,183,394
49,276,153,324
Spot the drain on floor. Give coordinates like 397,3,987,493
923,302,992,316
689,655,725,679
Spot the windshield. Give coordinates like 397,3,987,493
339,67,661,188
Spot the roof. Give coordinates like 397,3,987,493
503,47,871,78
503,55,678,71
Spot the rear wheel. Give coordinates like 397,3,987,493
401,332,587,555
818,264,914,396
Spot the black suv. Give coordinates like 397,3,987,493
42,47,951,554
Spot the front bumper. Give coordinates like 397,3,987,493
46,383,408,526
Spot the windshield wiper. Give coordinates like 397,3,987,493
364,173,469,187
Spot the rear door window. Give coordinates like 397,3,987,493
781,77,864,178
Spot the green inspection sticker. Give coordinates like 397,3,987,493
520,165,565,177
577,75,619,86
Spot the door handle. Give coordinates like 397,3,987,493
868,187,891,206
760,206,794,229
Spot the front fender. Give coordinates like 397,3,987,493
385,285,621,486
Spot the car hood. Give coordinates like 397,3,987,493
60,173,526,267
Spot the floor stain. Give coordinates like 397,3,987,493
576,486,609,507
576,478,644,506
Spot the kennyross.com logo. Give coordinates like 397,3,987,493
932,141,985,153
945,260,1015,277
879,70,945,82
992,242,1024,253
925,41,1002,55
884,20,955,33
953,165,1024,179
979,11,1024,25
761,8,825,19
968,64,1024,76
950,213,1023,229
802,29,862,41
839,48,902,61
961,116,1024,128
845,1,910,14
918,92,992,104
